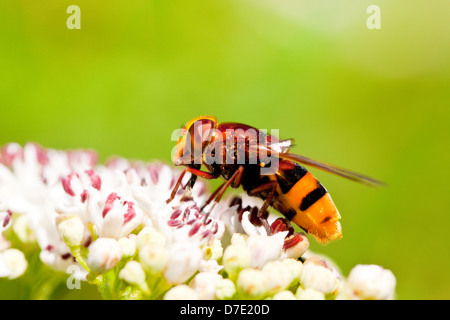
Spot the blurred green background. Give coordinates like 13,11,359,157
0,0,449,299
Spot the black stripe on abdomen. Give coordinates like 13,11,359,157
299,183,327,211
277,162,308,194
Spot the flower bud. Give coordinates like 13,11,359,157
203,238,223,261
139,244,169,274
136,227,166,250
87,237,123,273
230,233,247,246
164,284,199,300
222,244,251,276
12,215,36,244
237,268,267,299
0,248,28,279
300,257,339,294
199,259,223,273
164,243,203,284
246,232,285,268
261,260,292,294
282,258,303,287
190,272,222,300
283,233,309,259
118,235,137,260
296,287,325,300
272,290,297,300
347,264,396,300
0,210,12,232
57,215,85,248
119,261,149,294
215,278,236,300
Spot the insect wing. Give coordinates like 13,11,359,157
279,153,385,187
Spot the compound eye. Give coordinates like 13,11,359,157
173,117,218,166
188,119,216,150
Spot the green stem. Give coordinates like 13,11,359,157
69,246,90,273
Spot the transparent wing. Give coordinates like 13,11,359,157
279,153,385,187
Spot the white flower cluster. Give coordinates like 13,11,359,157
0,143,396,300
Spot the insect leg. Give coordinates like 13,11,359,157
166,168,187,203
248,181,278,196
200,180,227,212
185,167,218,180
202,166,244,222
180,174,198,202
168,166,218,203
248,181,278,235
214,166,244,203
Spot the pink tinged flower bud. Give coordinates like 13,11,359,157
167,219,183,227
87,238,123,273
62,173,79,197
85,169,101,190
170,209,182,220
80,190,89,203
148,166,159,184
1,210,12,229
100,193,141,239
102,192,121,217
270,218,294,236
283,233,309,259
68,150,98,168
123,201,136,224
347,264,396,300
189,221,202,237
32,143,48,166
0,143,23,166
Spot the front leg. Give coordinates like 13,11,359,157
167,168,187,204
181,167,219,201
180,174,198,202
167,165,219,204
185,166,219,180
202,166,244,222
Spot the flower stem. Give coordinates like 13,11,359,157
70,245,91,273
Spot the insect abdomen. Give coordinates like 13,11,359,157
274,160,342,243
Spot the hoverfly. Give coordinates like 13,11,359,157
167,116,383,244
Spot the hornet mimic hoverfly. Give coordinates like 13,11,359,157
167,116,383,244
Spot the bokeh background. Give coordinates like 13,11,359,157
0,0,449,299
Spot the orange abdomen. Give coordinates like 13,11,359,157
273,160,342,244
